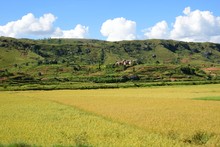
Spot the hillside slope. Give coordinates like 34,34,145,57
1,37,220,88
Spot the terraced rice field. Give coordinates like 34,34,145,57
0,84,220,146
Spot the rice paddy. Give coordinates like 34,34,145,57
0,84,220,146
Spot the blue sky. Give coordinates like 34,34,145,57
0,0,220,42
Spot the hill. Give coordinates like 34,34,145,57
0,37,220,90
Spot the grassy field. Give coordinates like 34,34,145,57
0,84,220,146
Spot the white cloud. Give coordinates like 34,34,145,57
144,20,169,39
100,17,136,41
52,24,89,38
210,36,220,43
0,13,89,39
170,7,220,42
144,7,220,43
0,13,56,38
183,7,191,15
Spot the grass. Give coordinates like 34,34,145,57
193,96,220,101
1,80,220,91
0,91,182,146
0,47,41,69
0,84,220,146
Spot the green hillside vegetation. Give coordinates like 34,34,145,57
1,36,220,90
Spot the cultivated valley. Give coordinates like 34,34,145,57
1,37,220,146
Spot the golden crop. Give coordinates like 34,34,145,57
1,84,220,146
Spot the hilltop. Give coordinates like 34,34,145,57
0,37,220,90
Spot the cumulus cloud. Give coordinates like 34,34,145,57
144,7,220,43
0,13,56,38
144,20,169,39
52,24,89,38
100,17,136,41
170,7,220,42
0,13,88,39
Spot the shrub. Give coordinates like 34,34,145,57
8,143,31,147
121,75,129,82
180,66,195,75
38,72,42,76
183,131,213,145
75,132,89,147
130,75,140,81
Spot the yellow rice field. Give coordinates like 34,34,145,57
0,84,220,146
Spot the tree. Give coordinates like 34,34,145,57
100,49,105,64
38,72,42,76
58,39,61,44
180,66,195,75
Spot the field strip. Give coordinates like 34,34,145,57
12,91,171,138
48,97,160,136
2,84,220,146
192,96,220,101
0,91,184,146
